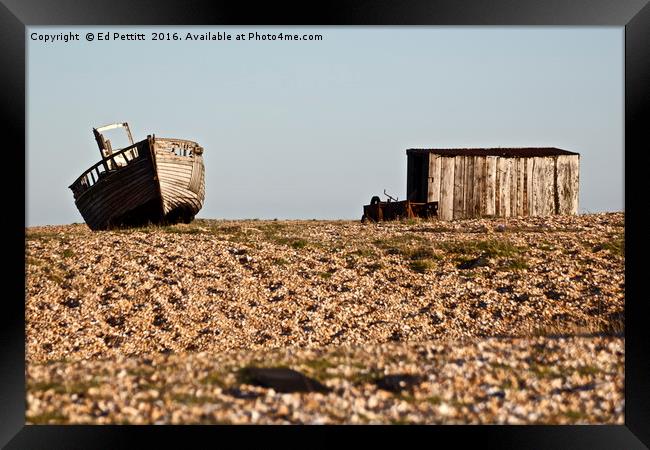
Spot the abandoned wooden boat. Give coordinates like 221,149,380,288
69,122,205,230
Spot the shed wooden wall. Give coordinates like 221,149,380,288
418,153,579,220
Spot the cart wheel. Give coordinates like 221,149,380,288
361,214,367,223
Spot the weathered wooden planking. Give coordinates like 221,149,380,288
497,157,511,217
525,158,534,216
464,156,474,218
156,148,205,217
75,157,159,229
419,153,578,220
427,154,442,203
485,156,497,216
514,158,523,217
453,156,466,220
531,157,555,216
569,156,579,214
439,156,455,220
556,155,579,214
509,158,517,217
471,156,483,218
189,157,203,195
73,136,206,230
543,157,556,216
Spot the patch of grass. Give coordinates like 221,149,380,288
409,247,442,261
349,248,377,258
529,363,561,379
409,260,435,274
169,393,216,405
271,257,289,266
593,234,624,257
319,272,333,280
26,411,68,424
62,249,75,258
576,365,601,376
301,358,340,380
365,262,384,272
42,267,65,285
373,235,430,253
440,239,524,258
161,225,204,235
26,256,43,266
564,410,589,421
349,369,383,385
499,257,529,271
536,242,555,252
200,372,226,388
28,378,101,395
25,231,58,241
272,237,309,249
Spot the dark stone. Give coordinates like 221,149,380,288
488,390,506,399
513,293,530,303
223,387,262,399
457,255,489,270
389,330,402,342
375,374,424,393
153,314,168,327
106,316,125,328
551,383,596,395
544,290,562,300
496,285,513,294
239,367,331,393
430,314,444,325
103,335,123,348
62,298,80,308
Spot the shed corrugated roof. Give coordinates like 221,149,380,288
406,148,579,157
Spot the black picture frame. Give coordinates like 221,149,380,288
2,0,648,447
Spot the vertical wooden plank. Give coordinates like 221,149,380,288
476,156,486,216
486,156,497,216
439,156,455,220
544,156,555,216
556,155,568,214
497,158,511,217
533,157,543,216
533,156,554,216
428,154,442,203
526,157,534,216
516,158,525,216
509,158,518,216
495,157,502,217
465,156,475,218
570,155,580,214
556,154,580,215
453,156,465,220
503,158,512,217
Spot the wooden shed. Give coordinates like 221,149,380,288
406,148,579,221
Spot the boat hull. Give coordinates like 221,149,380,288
70,136,205,230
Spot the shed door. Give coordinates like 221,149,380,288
408,154,429,202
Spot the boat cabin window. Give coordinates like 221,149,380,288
94,122,137,168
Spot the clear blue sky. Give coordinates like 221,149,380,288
27,27,623,226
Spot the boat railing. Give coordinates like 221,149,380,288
69,140,146,198
154,137,203,158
